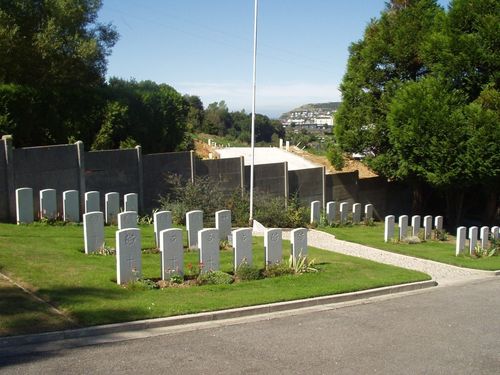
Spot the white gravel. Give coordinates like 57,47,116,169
278,229,497,286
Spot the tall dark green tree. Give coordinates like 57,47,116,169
0,0,117,146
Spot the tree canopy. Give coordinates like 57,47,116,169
335,0,500,224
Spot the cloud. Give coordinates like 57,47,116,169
177,81,341,117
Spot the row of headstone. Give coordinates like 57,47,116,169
455,225,499,256
384,214,444,242
186,209,232,248
116,225,308,285
15,187,138,225
310,201,374,225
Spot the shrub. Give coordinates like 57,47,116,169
287,254,318,274
403,236,421,244
262,262,294,278
197,270,234,285
235,261,262,281
125,278,158,291
326,145,345,170
433,228,448,241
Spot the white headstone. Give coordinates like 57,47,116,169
105,192,120,225
310,200,320,224
364,204,373,222
215,209,232,241
265,228,282,266
279,138,283,149
208,139,212,146
124,193,138,212
423,215,432,240
326,201,336,224
480,226,489,250
469,226,478,256
233,228,253,269
384,215,395,242
434,216,443,231
186,210,203,248
16,187,34,224
339,202,348,224
40,189,57,220
492,226,499,240
411,215,421,237
198,228,219,273
63,190,79,222
83,212,104,254
291,228,307,258
352,203,361,224
118,211,138,230
398,215,408,241
455,226,466,256
285,140,290,151
160,228,184,279
116,228,142,285
85,191,100,213
154,210,173,247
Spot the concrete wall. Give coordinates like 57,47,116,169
196,157,242,195
85,149,140,211
12,144,80,218
288,167,324,205
142,151,192,213
0,138,8,221
325,171,359,211
244,162,286,197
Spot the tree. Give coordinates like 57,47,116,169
203,101,231,136
184,95,204,133
0,0,118,146
91,101,129,150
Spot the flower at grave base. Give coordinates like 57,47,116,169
187,263,193,270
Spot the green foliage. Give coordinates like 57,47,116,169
262,262,294,278
91,101,128,150
433,228,448,241
326,144,345,170
125,278,159,291
197,270,234,285
235,261,262,281
287,254,318,274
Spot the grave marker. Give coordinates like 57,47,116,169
326,201,336,224
154,211,172,247
434,216,443,231
63,190,79,222
265,228,282,266
469,226,478,256
291,228,307,258
160,228,183,279
455,227,466,256
364,204,373,222
423,215,432,240
16,187,34,224
105,192,120,225
124,193,138,212
352,203,361,224
118,211,138,230
198,228,219,273
116,228,142,285
398,215,408,241
411,215,421,237
186,210,203,248
384,215,395,242
85,191,100,213
233,228,253,269
310,201,320,224
492,226,499,240
339,202,348,224
480,226,489,250
215,210,232,241
40,189,57,220
83,212,104,254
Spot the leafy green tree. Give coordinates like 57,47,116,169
91,101,129,150
203,101,232,136
0,0,117,146
183,95,204,133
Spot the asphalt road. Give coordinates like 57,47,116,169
1,278,499,374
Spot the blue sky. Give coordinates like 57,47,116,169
99,0,450,118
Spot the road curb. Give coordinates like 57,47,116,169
0,280,437,350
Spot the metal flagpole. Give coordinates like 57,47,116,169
249,0,258,225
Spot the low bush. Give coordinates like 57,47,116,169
197,270,234,285
234,262,262,281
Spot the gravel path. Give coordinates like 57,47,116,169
277,229,497,286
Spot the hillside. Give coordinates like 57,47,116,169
280,102,341,119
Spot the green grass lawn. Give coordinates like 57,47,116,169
0,223,429,336
319,223,500,271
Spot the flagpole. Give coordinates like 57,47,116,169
249,0,258,225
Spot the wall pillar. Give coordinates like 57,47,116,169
190,150,195,183
135,145,144,214
240,156,245,197
75,141,86,219
2,135,15,222
322,166,326,210
284,161,289,208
